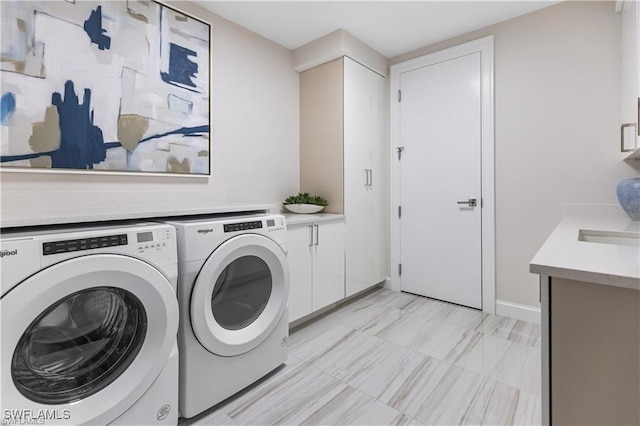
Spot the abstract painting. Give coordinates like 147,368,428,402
0,0,210,175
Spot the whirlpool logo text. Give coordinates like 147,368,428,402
197,228,213,235
0,249,17,258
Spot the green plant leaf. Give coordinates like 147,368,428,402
282,192,328,206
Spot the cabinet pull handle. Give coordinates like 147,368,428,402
308,225,314,247
314,224,319,246
364,169,372,187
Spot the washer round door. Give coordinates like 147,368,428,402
1,254,178,425
190,234,289,356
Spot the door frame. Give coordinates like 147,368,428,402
389,35,495,314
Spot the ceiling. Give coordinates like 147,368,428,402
194,1,561,58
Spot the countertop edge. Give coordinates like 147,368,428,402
0,204,274,229
529,215,640,292
530,263,640,291
284,213,345,226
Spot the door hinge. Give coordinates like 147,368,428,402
398,205,402,218
398,263,402,276
397,90,401,102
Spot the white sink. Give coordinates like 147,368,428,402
578,229,640,247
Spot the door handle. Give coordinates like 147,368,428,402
314,225,319,246
457,198,477,207
308,225,314,247
368,169,373,187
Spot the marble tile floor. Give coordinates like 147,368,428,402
182,288,542,426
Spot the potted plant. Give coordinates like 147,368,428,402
282,192,329,214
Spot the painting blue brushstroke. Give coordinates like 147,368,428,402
83,6,111,50
50,80,106,169
140,125,209,143
161,43,198,90
1,92,16,124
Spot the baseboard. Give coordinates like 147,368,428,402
383,276,392,289
495,299,541,324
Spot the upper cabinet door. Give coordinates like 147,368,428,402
344,57,387,295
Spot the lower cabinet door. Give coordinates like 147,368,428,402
312,221,345,311
286,225,313,322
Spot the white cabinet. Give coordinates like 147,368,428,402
286,219,345,323
300,56,387,299
343,57,387,296
312,220,346,309
620,0,639,157
287,224,313,322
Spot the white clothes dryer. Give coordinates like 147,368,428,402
164,214,289,418
0,222,179,426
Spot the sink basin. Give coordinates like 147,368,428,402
578,229,640,247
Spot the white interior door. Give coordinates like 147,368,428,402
399,52,482,309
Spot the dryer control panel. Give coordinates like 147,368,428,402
223,221,263,233
222,217,286,234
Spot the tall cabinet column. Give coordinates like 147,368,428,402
300,56,388,298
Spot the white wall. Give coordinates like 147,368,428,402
0,1,299,222
391,1,638,307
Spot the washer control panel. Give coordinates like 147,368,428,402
266,216,286,233
43,234,128,255
41,227,174,256
136,227,172,252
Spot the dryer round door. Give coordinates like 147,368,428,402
1,254,178,425
191,234,289,357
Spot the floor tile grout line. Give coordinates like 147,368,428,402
312,297,541,393
293,326,469,423
221,291,542,426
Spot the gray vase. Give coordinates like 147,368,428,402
616,177,640,221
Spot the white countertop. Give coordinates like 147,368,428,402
530,216,640,291
0,202,272,229
284,213,345,226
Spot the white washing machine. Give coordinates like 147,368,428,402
0,222,179,425
164,214,289,418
